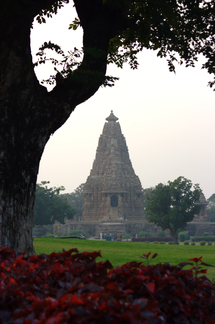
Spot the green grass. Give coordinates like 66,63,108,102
34,238,215,281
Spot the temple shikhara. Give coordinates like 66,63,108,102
82,111,145,222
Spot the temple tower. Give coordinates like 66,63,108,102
82,111,145,222
193,192,209,222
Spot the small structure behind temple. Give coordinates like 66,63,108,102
193,191,209,222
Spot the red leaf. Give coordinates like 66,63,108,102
198,269,208,274
59,294,84,306
151,253,158,259
145,282,155,293
178,262,193,268
143,252,151,258
200,261,215,267
8,277,17,285
188,257,202,263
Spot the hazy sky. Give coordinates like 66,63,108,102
31,2,215,199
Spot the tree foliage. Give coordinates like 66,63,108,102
1,247,215,323
207,193,215,222
146,176,201,244
63,183,84,219
35,0,215,89
34,181,76,225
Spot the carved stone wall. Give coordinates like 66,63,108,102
53,221,163,238
82,111,145,223
53,220,215,238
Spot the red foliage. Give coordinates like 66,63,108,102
0,247,214,324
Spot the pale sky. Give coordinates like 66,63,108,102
31,2,215,199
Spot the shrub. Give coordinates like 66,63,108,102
138,231,154,238
191,242,196,245
203,232,210,236
153,241,158,244
122,234,131,239
208,242,212,246
1,247,215,324
168,241,174,244
46,233,55,238
144,241,150,244
40,233,55,238
54,231,64,237
184,241,189,245
66,230,87,238
159,241,165,244
179,232,186,242
200,241,206,246
132,237,173,242
33,225,49,238
191,236,215,242
157,231,167,237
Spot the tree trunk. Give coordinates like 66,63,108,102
0,1,130,253
171,231,178,245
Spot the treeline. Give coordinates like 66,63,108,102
34,181,215,226
34,181,74,225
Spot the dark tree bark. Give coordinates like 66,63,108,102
0,0,129,253
170,231,178,245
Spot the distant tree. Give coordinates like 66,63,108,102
64,184,84,219
34,181,76,225
142,188,154,219
207,194,215,222
146,176,201,244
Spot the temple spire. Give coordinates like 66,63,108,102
106,110,118,122
83,112,145,223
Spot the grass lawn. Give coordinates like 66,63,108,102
34,238,215,281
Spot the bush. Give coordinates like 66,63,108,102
208,242,212,246
144,241,150,244
1,247,214,324
157,231,167,237
0,248,215,324
54,231,64,237
46,233,55,238
179,232,186,242
191,236,215,242
191,242,196,245
122,234,132,239
132,237,173,242
138,231,155,238
44,224,54,234
159,241,165,244
184,241,189,245
33,225,49,238
203,232,210,236
153,241,158,244
200,241,206,246
66,230,87,238
40,233,55,238
168,241,174,244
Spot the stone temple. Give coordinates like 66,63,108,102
82,111,145,222
54,112,214,238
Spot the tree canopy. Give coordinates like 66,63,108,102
207,193,215,222
0,0,214,253
34,182,76,225
63,183,84,219
146,176,201,244
35,0,215,89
